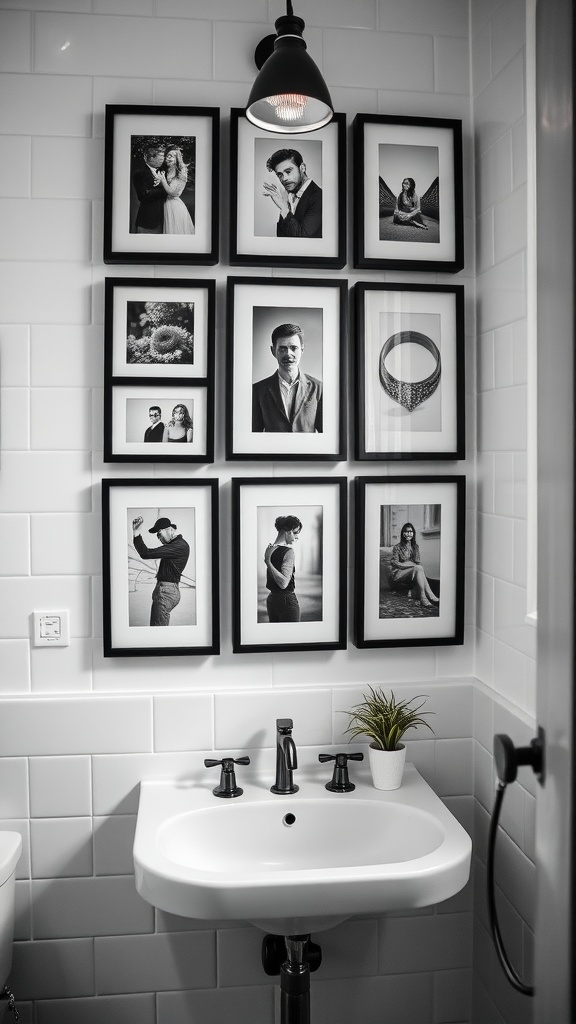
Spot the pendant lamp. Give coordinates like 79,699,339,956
246,1,333,134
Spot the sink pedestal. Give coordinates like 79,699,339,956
263,934,322,1024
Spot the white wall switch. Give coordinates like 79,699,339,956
33,611,70,647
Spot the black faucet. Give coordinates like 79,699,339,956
271,718,299,794
204,756,251,798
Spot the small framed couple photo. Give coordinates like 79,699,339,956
103,104,219,265
232,477,347,654
354,475,465,649
355,282,465,460
103,277,215,463
226,276,347,461
353,114,464,272
229,109,346,268
102,478,220,657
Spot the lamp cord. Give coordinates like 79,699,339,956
487,781,534,996
286,0,294,15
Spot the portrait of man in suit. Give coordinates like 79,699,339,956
262,147,323,238
143,406,164,443
252,321,323,433
132,142,166,234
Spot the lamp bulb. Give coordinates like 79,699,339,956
266,93,308,122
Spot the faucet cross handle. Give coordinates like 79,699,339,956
319,751,364,793
204,756,250,798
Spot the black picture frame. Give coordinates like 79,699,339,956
102,478,220,657
353,114,464,272
229,109,346,268
355,282,465,460
232,477,347,653
354,475,465,648
226,276,347,461
103,277,215,463
103,104,219,265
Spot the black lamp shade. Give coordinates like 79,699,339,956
246,29,333,133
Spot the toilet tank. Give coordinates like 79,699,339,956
0,832,22,990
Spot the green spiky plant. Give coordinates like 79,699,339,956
343,687,434,751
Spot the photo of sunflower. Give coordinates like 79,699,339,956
126,301,195,364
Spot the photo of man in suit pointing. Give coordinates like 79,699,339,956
263,148,322,238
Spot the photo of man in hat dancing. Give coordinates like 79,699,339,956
131,514,190,626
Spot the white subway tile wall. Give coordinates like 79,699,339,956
30,325,103,386
156,987,274,1024
36,993,156,1024
0,760,29,819
29,756,92,818
93,815,137,876
0,12,31,72
0,642,30,694
0,0,535,1022
472,0,534,708
30,818,94,879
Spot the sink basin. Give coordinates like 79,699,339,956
0,830,22,988
0,832,21,888
134,764,471,934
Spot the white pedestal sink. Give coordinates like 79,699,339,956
134,763,471,935
0,831,22,991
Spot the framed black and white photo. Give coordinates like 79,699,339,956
104,277,214,380
354,475,465,648
102,478,219,657
232,477,347,653
229,109,346,268
103,105,219,265
103,277,215,462
355,282,465,460
353,114,464,272
104,382,211,463
226,277,347,461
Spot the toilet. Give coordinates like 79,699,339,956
0,832,22,999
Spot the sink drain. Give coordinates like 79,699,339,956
282,812,296,827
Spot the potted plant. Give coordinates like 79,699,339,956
343,687,434,790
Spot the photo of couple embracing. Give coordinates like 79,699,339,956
131,137,196,236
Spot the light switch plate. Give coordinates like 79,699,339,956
33,611,70,647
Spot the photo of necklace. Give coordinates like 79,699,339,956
379,330,441,412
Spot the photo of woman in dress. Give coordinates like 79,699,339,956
256,504,323,624
377,143,439,243
163,403,193,443
388,522,439,607
263,514,303,622
129,135,196,235
393,178,428,229
154,147,195,235
378,505,441,620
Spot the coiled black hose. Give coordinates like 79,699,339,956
487,781,534,997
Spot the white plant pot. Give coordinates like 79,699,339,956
368,742,406,790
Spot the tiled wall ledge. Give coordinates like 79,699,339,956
0,628,477,696
0,682,475,816
0,681,475,752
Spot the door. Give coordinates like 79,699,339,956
534,0,574,1018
